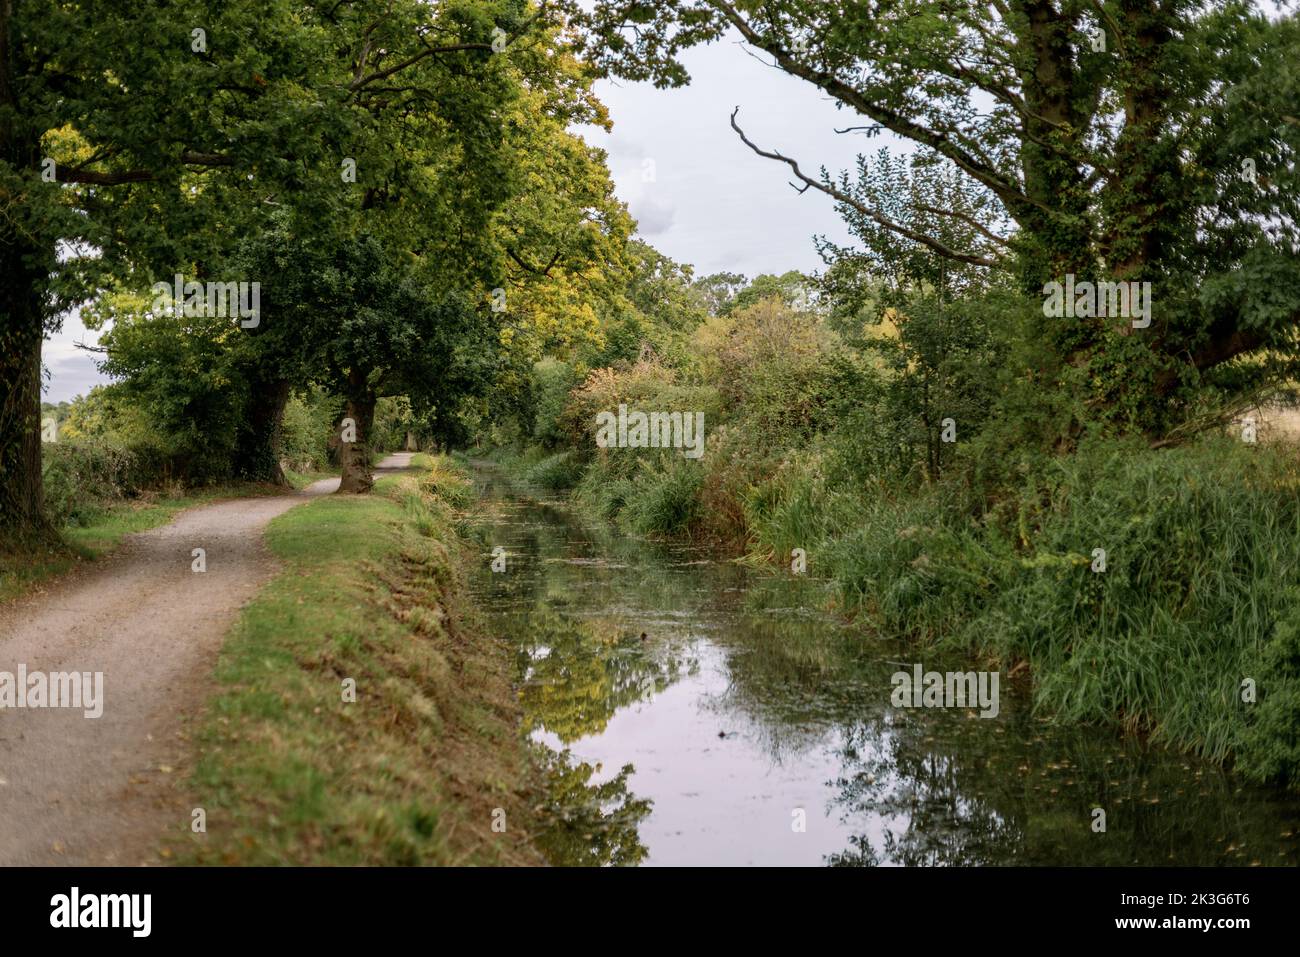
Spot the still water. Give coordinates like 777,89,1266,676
466,465,1300,866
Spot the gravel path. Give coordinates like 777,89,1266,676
0,453,413,865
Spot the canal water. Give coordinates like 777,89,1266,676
466,465,1300,866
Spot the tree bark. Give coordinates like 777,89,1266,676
0,0,53,543
1013,0,1095,289
0,313,50,543
337,374,376,494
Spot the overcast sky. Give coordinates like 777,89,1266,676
42,29,907,404
580,36,900,276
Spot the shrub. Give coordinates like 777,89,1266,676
815,434,1300,785
531,359,581,448
617,458,705,537
42,440,163,526
523,451,585,491
280,387,342,472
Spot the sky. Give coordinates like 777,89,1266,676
578,35,895,277
42,29,907,404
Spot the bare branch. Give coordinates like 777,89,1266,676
710,0,1029,212
731,109,1000,269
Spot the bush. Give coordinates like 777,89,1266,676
372,395,414,454
42,440,164,526
522,450,585,491
616,458,705,537
280,387,342,472
1238,592,1300,785
530,359,581,448
417,455,477,511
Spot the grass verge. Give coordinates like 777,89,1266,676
175,456,544,865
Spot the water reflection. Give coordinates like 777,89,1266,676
530,746,651,866
514,608,692,742
466,465,1300,866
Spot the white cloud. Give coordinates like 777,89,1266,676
43,307,111,404
631,196,676,236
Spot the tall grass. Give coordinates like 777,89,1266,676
806,436,1300,785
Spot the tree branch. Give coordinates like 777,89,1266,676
913,203,1013,247
731,109,1000,269
710,0,1029,213
53,150,234,185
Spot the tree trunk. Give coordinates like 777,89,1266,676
1013,0,1095,291
235,377,291,485
337,376,376,494
0,3,54,544
0,315,50,544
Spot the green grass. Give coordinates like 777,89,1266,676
174,457,544,865
794,435,1300,789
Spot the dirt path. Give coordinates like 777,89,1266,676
0,453,414,865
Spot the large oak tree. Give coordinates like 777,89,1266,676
569,0,1300,428
0,0,563,539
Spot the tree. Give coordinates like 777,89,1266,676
726,270,818,316
571,1,1300,430
1,1,312,537
1,0,568,539
692,270,747,316
311,236,497,492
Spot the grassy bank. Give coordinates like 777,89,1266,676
480,288,1300,792
175,456,545,865
490,431,1300,791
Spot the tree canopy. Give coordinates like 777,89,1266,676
570,0,1300,429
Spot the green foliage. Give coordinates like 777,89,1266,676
689,296,840,444
530,358,581,447
280,388,344,473
575,0,1300,433
522,451,585,491
811,437,1300,786
724,270,816,316
95,311,249,481
824,290,1027,484
1238,593,1300,786
616,458,705,536
371,396,415,455
41,441,161,527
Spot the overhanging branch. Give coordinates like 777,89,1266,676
54,151,235,185
730,108,1000,270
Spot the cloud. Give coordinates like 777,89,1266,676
42,307,112,403
581,28,902,276
631,196,676,236
42,351,110,404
